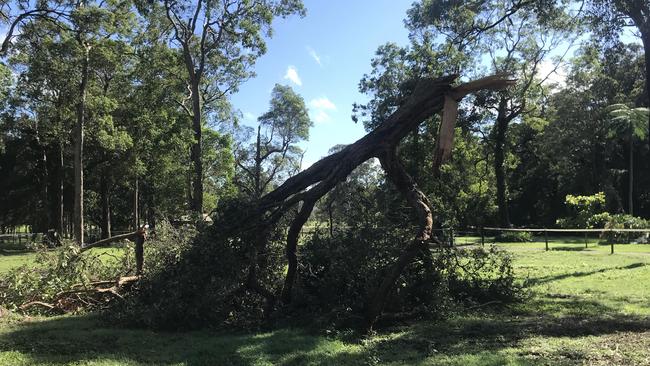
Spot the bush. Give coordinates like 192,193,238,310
557,192,606,228
601,214,650,243
494,231,532,242
294,227,522,325
115,210,289,330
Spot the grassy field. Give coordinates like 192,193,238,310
1,240,650,365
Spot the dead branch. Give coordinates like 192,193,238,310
19,275,139,314
80,231,139,251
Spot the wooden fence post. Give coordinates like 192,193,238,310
584,232,588,248
449,228,454,247
544,230,549,251
480,227,485,246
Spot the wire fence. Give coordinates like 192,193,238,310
477,227,650,254
300,226,650,254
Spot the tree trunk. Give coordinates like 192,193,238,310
59,145,65,236
281,200,316,303
494,98,511,227
629,131,634,216
133,177,139,230
365,147,435,330
254,125,263,199
190,82,203,215
73,46,89,245
100,174,111,239
635,26,650,204
48,145,64,235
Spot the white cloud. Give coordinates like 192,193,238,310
311,110,331,124
309,97,336,111
309,97,336,124
307,46,322,66
537,60,567,89
243,112,257,121
284,65,302,86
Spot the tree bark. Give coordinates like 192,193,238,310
494,97,512,227
629,130,634,216
190,81,203,215
49,144,64,235
364,146,436,330
133,177,139,230
100,174,111,239
73,45,89,245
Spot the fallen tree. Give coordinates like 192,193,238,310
228,74,516,330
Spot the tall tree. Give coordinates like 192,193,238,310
587,0,650,144
234,84,311,201
161,0,305,215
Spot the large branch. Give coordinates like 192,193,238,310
259,74,515,211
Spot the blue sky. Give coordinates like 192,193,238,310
230,0,414,168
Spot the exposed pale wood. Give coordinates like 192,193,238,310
433,95,459,171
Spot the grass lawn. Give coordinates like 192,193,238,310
0,247,129,274
0,251,36,273
1,240,650,365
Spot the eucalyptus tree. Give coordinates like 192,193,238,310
5,19,77,235
234,84,311,201
160,0,305,215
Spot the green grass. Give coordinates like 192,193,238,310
0,247,129,274
0,251,36,273
1,238,650,365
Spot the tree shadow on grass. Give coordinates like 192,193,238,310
366,295,650,365
550,246,589,252
0,314,372,366
2,295,649,366
526,262,646,286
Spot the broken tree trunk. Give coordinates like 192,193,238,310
236,74,514,326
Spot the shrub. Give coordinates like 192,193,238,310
557,192,606,228
294,227,522,325
601,214,650,243
115,210,288,330
494,231,532,242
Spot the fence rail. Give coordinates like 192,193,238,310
480,226,650,254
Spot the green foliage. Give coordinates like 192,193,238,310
556,192,606,228
601,214,650,243
494,231,533,242
296,228,521,325
0,242,133,313
114,210,286,329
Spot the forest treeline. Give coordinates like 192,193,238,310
0,0,649,239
